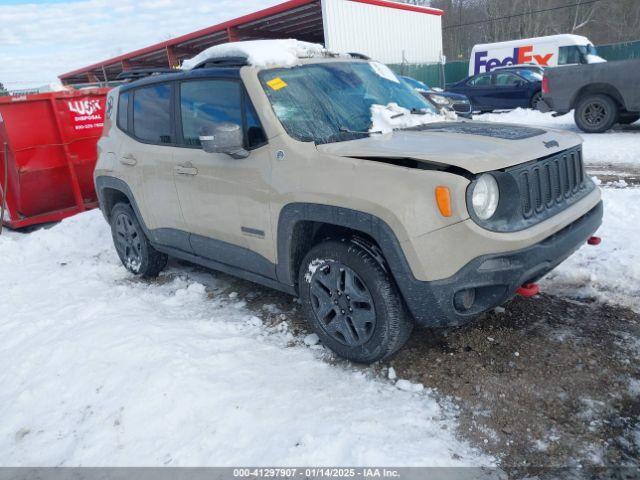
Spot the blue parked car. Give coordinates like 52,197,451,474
400,76,473,118
446,68,543,113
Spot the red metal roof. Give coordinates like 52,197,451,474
59,0,442,85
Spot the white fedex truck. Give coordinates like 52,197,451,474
469,34,606,75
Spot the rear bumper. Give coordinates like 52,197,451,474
399,201,603,327
537,99,552,113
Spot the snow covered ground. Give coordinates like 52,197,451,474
0,211,491,467
543,187,640,311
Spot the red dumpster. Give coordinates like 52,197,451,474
0,88,110,229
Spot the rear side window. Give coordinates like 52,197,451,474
133,84,172,144
180,80,243,146
117,91,129,131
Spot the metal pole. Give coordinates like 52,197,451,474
0,142,8,235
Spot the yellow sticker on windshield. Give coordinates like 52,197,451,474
267,77,288,91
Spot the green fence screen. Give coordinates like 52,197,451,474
390,39,640,89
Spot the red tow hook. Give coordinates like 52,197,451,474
517,283,540,298
587,236,602,246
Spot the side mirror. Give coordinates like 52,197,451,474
199,123,249,159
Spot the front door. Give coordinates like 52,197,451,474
172,78,275,277
464,73,494,110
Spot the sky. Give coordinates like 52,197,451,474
0,0,283,90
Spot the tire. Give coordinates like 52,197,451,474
530,91,542,109
110,202,168,277
574,94,619,133
619,113,640,125
298,238,413,363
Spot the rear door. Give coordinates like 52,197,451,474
172,78,274,277
491,72,531,109
129,82,191,252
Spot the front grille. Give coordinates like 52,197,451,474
509,146,588,221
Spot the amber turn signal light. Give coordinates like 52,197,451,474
435,186,452,217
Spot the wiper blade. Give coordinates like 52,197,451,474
390,108,429,119
339,127,383,135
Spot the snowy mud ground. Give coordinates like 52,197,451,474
0,211,492,468
204,184,640,476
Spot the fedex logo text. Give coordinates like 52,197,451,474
474,46,553,74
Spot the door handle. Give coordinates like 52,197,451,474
120,153,137,166
174,163,198,176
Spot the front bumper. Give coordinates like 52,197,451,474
399,201,603,327
451,102,472,118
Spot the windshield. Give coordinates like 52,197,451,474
400,76,431,92
259,61,437,144
559,44,601,65
578,44,599,56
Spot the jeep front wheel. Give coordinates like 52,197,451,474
110,202,168,277
298,239,413,363
575,94,619,133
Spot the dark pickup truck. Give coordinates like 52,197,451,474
538,59,640,133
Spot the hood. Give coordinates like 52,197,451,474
316,122,581,174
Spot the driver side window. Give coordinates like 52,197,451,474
178,80,267,149
180,80,243,147
559,46,582,65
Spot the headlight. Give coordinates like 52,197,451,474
471,174,499,220
428,94,451,106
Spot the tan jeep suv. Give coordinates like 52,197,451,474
95,46,602,363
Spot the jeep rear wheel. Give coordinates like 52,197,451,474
298,239,413,363
110,203,167,277
575,94,619,133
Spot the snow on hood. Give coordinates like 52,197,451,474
369,103,455,135
182,39,328,70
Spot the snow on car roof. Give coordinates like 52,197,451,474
181,39,330,70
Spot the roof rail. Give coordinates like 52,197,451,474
190,56,250,69
116,68,177,81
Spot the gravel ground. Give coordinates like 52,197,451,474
219,269,640,478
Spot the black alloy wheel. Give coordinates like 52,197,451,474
309,261,377,347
